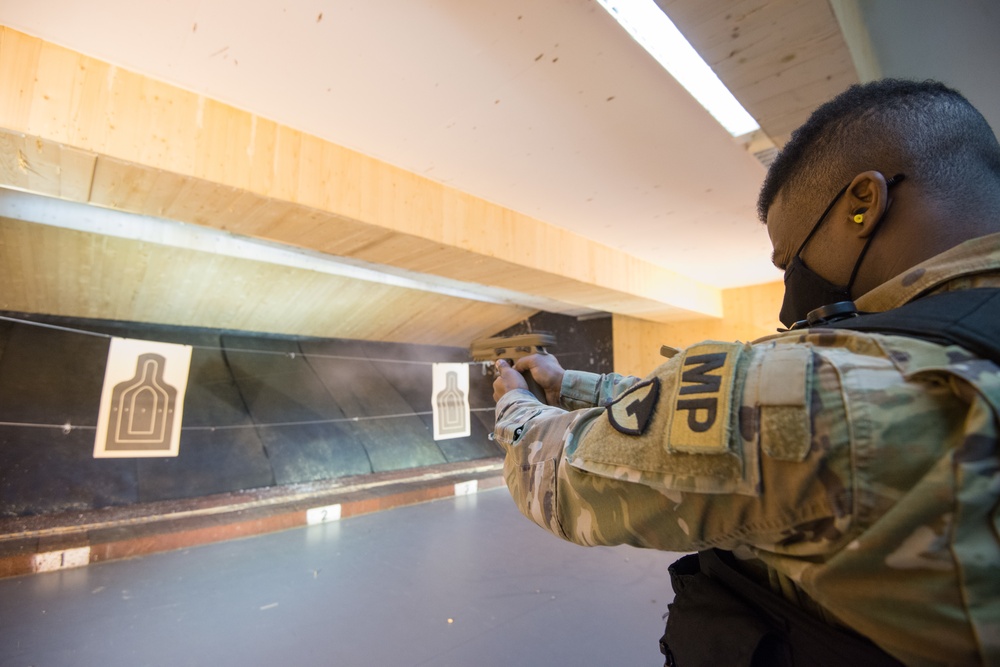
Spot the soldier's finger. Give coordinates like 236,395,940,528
492,374,508,402
512,354,540,372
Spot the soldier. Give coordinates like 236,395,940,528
491,79,1000,666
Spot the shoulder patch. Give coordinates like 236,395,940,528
606,378,660,436
666,342,743,454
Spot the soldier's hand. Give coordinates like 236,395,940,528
492,359,528,402
514,353,565,406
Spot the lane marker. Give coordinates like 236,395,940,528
32,546,91,573
306,504,342,525
454,480,478,496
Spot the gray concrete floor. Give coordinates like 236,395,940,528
0,488,681,666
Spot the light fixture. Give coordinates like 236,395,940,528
596,0,760,137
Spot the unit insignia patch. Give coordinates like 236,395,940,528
606,378,661,436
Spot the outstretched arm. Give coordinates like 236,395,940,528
496,352,642,409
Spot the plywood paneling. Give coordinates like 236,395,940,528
0,131,96,200
613,281,783,376
659,0,860,146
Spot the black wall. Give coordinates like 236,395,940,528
0,313,501,517
492,311,614,376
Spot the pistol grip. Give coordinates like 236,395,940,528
522,371,547,403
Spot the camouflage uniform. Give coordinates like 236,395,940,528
495,232,1000,666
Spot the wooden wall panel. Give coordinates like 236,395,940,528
612,281,783,376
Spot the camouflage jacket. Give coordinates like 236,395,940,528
495,232,1000,666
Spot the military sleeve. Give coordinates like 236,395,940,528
497,330,1000,664
559,370,641,410
495,339,857,552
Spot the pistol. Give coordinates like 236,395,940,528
470,332,556,402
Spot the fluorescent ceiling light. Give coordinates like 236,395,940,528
597,0,760,136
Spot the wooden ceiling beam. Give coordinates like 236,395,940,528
0,213,536,345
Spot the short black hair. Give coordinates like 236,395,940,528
757,79,1000,222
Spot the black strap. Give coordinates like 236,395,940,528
823,288,1000,363
661,550,905,667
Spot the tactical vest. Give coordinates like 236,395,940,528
659,288,1000,667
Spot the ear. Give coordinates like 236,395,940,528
844,171,889,239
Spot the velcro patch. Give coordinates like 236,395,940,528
606,378,660,436
758,345,813,461
666,342,742,454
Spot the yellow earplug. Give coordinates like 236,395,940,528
854,213,865,223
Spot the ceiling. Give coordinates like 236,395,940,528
0,0,997,344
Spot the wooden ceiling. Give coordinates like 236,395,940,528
0,1,868,345
0,213,536,345
660,0,869,147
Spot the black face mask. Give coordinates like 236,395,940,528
778,255,852,328
778,174,905,329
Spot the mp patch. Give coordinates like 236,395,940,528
665,342,743,454
607,378,661,436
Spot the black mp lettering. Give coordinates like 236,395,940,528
677,398,717,432
679,353,726,395
676,352,727,432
